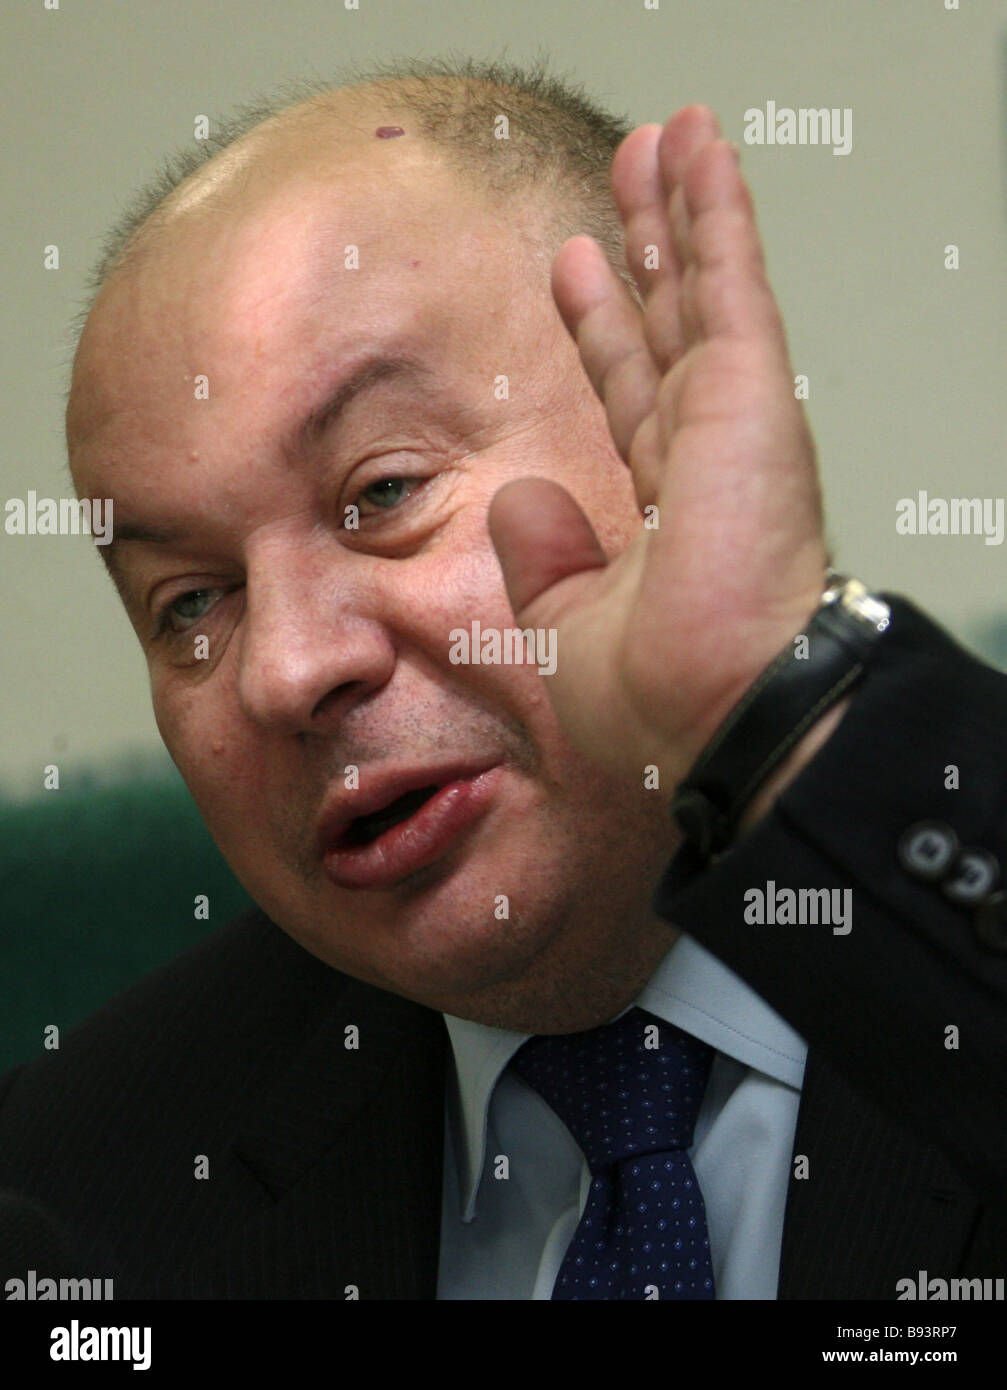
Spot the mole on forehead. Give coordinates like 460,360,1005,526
375,126,406,138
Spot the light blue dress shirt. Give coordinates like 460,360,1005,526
437,932,808,1299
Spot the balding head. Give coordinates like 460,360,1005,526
67,88,564,494
68,58,635,371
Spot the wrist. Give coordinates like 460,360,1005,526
668,574,890,867
733,693,853,840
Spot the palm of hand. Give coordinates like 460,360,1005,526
489,107,829,786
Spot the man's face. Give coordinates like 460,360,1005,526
68,115,678,1029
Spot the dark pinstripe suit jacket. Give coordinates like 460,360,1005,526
0,595,1004,1298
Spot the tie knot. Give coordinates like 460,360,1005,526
509,1006,713,1173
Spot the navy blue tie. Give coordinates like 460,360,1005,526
510,1005,716,1300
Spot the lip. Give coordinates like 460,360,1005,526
319,763,504,891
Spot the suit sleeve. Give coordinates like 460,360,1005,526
651,593,1007,1207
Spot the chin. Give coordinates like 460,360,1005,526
297,869,561,1008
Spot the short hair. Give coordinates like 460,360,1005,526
69,53,639,355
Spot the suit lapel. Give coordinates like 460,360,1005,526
778,1046,980,1298
184,963,449,1299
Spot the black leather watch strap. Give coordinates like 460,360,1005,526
669,575,891,861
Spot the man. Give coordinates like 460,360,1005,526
1,57,1004,1300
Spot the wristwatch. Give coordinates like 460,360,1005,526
668,572,892,863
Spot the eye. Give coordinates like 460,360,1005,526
155,587,224,636
352,474,424,519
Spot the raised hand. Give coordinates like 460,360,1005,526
489,105,830,789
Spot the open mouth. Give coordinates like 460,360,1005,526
320,765,504,890
338,785,441,848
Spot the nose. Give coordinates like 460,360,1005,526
236,541,396,736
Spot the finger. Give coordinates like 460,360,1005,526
551,235,661,463
675,139,786,347
609,124,684,371
657,106,723,276
487,477,607,623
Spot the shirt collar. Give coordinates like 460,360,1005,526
442,933,808,1221
442,1013,529,1222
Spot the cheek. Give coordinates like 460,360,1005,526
414,532,563,731
151,676,258,812
422,511,513,625
553,450,640,557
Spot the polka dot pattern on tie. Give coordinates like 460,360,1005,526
510,1006,715,1300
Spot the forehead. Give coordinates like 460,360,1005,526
68,135,549,467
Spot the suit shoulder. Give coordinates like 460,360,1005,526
0,906,350,1117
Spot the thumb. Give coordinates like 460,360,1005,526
487,478,609,621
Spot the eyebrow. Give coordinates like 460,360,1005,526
101,521,182,597
99,351,432,593
294,352,433,455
